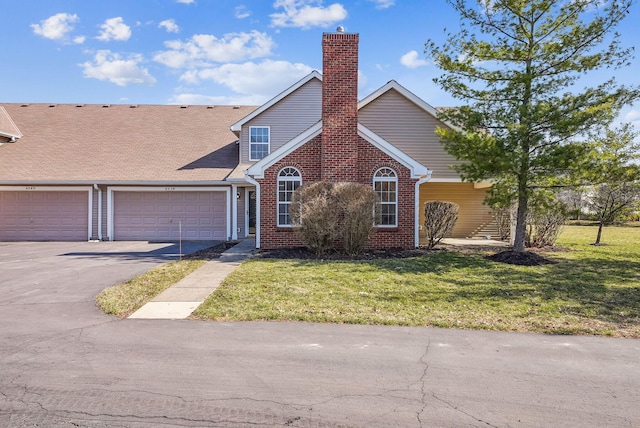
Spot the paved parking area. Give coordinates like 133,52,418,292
1,241,639,427
0,241,218,334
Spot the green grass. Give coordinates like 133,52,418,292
96,259,206,317
192,225,640,337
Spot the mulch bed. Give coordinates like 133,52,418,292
485,250,558,266
254,246,433,260
184,241,562,266
183,242,238,260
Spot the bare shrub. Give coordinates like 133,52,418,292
424,201,459,249
291,182,336,256
333,182,378,255
525,204,567,248
492,207,511,241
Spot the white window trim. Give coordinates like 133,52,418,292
277,167,301,227
249,126,271,161
373,167,398,228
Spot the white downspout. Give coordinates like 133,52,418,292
231,184,238,240
93,184,103,241
414,172,432,248
244,176,261,249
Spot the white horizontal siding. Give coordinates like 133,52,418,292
359,89,463,180
240,79,322,164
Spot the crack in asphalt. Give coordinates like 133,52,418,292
417,338,431,426
430,393,499,428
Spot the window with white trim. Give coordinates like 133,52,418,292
373,167,397,227
249,126,270,160
277,167,302,226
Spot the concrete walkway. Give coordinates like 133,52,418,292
129,238,256,320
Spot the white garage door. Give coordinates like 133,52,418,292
0,191,89,241
113,191,227,241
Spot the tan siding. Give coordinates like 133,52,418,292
240,79,322,164
418,182,493,242
359,89,462,180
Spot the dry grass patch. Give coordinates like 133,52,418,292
96,259,206,317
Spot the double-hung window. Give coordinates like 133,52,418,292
277,167,302,226
373,167,398,227
249,126,270,160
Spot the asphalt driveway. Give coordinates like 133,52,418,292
0,241,217,334
1,241,639,427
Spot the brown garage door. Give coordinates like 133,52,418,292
113,191,227,241
0,191,89,241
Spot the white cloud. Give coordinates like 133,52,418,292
400,50,429,69
154,31,275,68
235,5,251,19
271,0,348,29
31,13,79,41
176,0,195,4
181,60,313,97
369,0,395,9
97,17,132,42
73,35,86,44
80,50,156,86
159,19,179,33
625,109,640,123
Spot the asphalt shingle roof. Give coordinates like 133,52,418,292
0,103,257,183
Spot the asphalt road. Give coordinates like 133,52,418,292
1,242,639,427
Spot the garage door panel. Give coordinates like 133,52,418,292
114,191,227,241
0,191,88,241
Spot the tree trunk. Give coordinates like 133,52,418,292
513,195,528,252
594,221,604,245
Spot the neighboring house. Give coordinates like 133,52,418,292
0,30,494,248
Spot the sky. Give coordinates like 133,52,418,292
1,0,639,126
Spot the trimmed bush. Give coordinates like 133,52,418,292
291,181,378,255
333,182,378,256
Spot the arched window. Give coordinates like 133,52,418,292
373,167,397,227
277,167,302,226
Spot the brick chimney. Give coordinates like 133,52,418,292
321,29,359,181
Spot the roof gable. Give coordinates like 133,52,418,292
358,80,460,132
246,121,322,179
245,121,430,180
230,71,322,132
0,106,23,141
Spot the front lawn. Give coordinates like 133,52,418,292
192,225,640,337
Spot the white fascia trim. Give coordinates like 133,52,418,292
0,180,234,186
358,80,462,133
106,186,231,242
427,178,464,182
230,71,322,132
0,185,93,241
358,124,430,179
246,121,322,179
0,185,92,191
